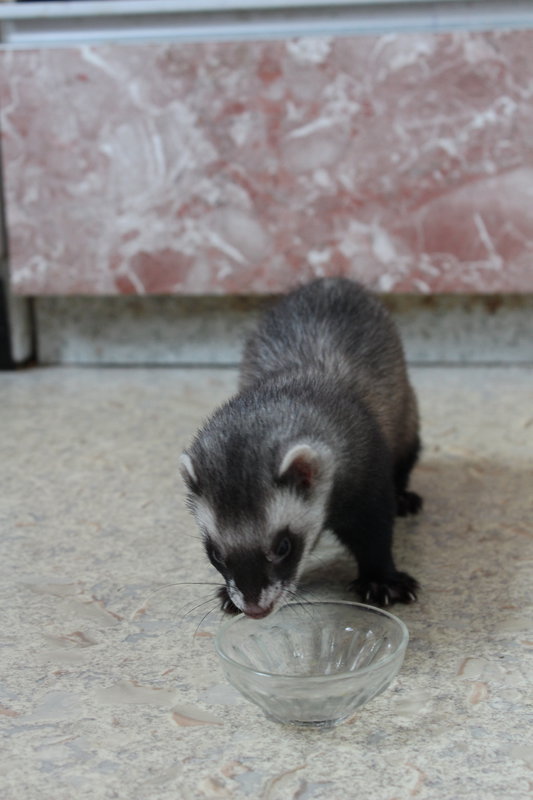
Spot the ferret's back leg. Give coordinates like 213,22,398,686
394,436,423,517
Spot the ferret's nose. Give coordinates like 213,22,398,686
243,603,273,619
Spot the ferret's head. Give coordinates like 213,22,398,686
180,438,334,619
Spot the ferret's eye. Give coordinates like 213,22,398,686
275,536,291,561
206,543,225,568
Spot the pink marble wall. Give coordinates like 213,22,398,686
2,32,533,295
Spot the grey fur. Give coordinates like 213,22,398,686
240,277,419,465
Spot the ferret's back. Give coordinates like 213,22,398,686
240,278,417,461
241,278,400,382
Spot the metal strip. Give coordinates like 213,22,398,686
0,1,510,19
0,1,532,47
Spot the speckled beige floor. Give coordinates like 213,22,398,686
1,366,532,800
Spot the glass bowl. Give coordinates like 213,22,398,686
215,601,409,728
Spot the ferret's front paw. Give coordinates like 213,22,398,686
217,586,241,615
352,571,419,607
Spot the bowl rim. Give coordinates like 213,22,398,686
214,600,409,681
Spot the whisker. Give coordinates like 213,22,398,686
305,551,331,568
179,595,220,620
285,589,316,621
193,604,220,638
130,581,224,620
173,592,213,618
290,582,322,603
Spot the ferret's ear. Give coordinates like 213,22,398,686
277,443,332,493
179,452,200,494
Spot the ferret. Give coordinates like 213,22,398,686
180,277,422,619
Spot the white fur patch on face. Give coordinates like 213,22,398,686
191,498,217,541
265,486,330,583
267,491,327,544
227,579,245,612
258,581,283,610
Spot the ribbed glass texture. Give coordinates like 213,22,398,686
216,601,409,728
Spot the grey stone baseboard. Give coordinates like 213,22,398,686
33,294,533,366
